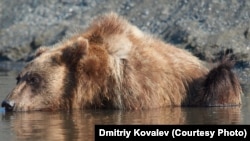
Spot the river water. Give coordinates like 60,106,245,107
0,71,250,141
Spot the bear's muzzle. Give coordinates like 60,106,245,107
1,100,15,112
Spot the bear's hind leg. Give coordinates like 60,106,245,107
201,59,242,106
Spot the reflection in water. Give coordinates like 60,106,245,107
184,107,242,124
1,106,242,141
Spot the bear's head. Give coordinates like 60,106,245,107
1,36,112,111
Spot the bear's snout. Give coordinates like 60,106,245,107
1,100,15,112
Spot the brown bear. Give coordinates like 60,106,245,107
1,12,242,111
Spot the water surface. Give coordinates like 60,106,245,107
0,71,250,141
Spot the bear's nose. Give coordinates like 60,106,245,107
1,100,15,112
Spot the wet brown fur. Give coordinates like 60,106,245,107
2,12,242,111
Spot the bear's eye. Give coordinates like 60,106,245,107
26,74,41,86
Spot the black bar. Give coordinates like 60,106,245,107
95,125,250,141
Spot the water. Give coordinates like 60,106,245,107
0,71,250,141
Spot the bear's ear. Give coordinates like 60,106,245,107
61,37,89,66
35,47,49,57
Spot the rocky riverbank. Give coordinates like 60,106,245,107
1,0,250,91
